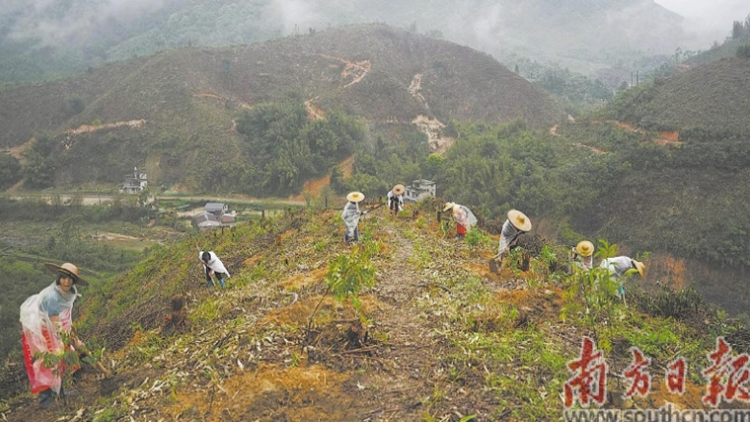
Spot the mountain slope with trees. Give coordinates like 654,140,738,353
0,24,563,195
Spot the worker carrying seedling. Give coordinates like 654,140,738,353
342,191,366,244
599,256,645,306
387,184,405,215
571,240,595,271
20,263,89,408
197,245,231,288
490,209,532,272
443,202,477,240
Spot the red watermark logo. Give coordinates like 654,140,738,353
564,336,750,409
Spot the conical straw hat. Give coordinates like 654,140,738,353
633,260,645,278
576,241,594,257
443,202,455,212
44,262,89,286
346,192,365,203
507,209,532,232
392,184,405,195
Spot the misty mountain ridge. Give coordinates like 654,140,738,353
0,0,721,84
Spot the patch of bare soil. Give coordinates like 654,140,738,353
304,98,325,120
412,115,454,155
655,131,681,146
408,73,428,109
318,54,372,88
194,92,252,110
7,137,34,160
573,142,607,155
65,119,147,136
287,155,354,202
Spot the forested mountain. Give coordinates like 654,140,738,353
0,24,562,195
0,0,699,84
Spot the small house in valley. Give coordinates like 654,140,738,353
194,202,235,230
120,167,148,194
204,202,228,216
192,211,222,231
404,179,436,203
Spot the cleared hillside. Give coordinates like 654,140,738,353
0,24,562,191
603,57,750,133
2,201,746,421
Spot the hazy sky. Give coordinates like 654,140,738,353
655,0,749,39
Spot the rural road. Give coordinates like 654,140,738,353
6,193,306,207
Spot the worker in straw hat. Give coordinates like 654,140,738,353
342,191,367,244
20,263,89,408
387,184,405,216
491,209,532,271
443,202,477,240
570,240,595,271
599,256,645,306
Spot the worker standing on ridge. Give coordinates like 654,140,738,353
197,245,231,288
599,256,645,306
387,184,405,216
491,209,532,271
443,202,477,240
571,240,595,271
342,191,366,245
20,263,89,408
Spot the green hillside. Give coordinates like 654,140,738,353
0,24,563,194
601,57,750,133
2,202,748,421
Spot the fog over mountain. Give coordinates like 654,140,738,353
656,0,750,44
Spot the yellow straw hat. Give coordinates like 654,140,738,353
633,260,645,278
346,192,365,203
44,262,89,287
507,209,532,232
392,184,405,195
576,241,594,257
443,202,456,212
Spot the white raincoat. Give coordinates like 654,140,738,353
453,205,477,230
341,202,363,238
599,256,636,280
498,219,521,255
386,191,404,212
20,283,78,394
199,251,231,277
